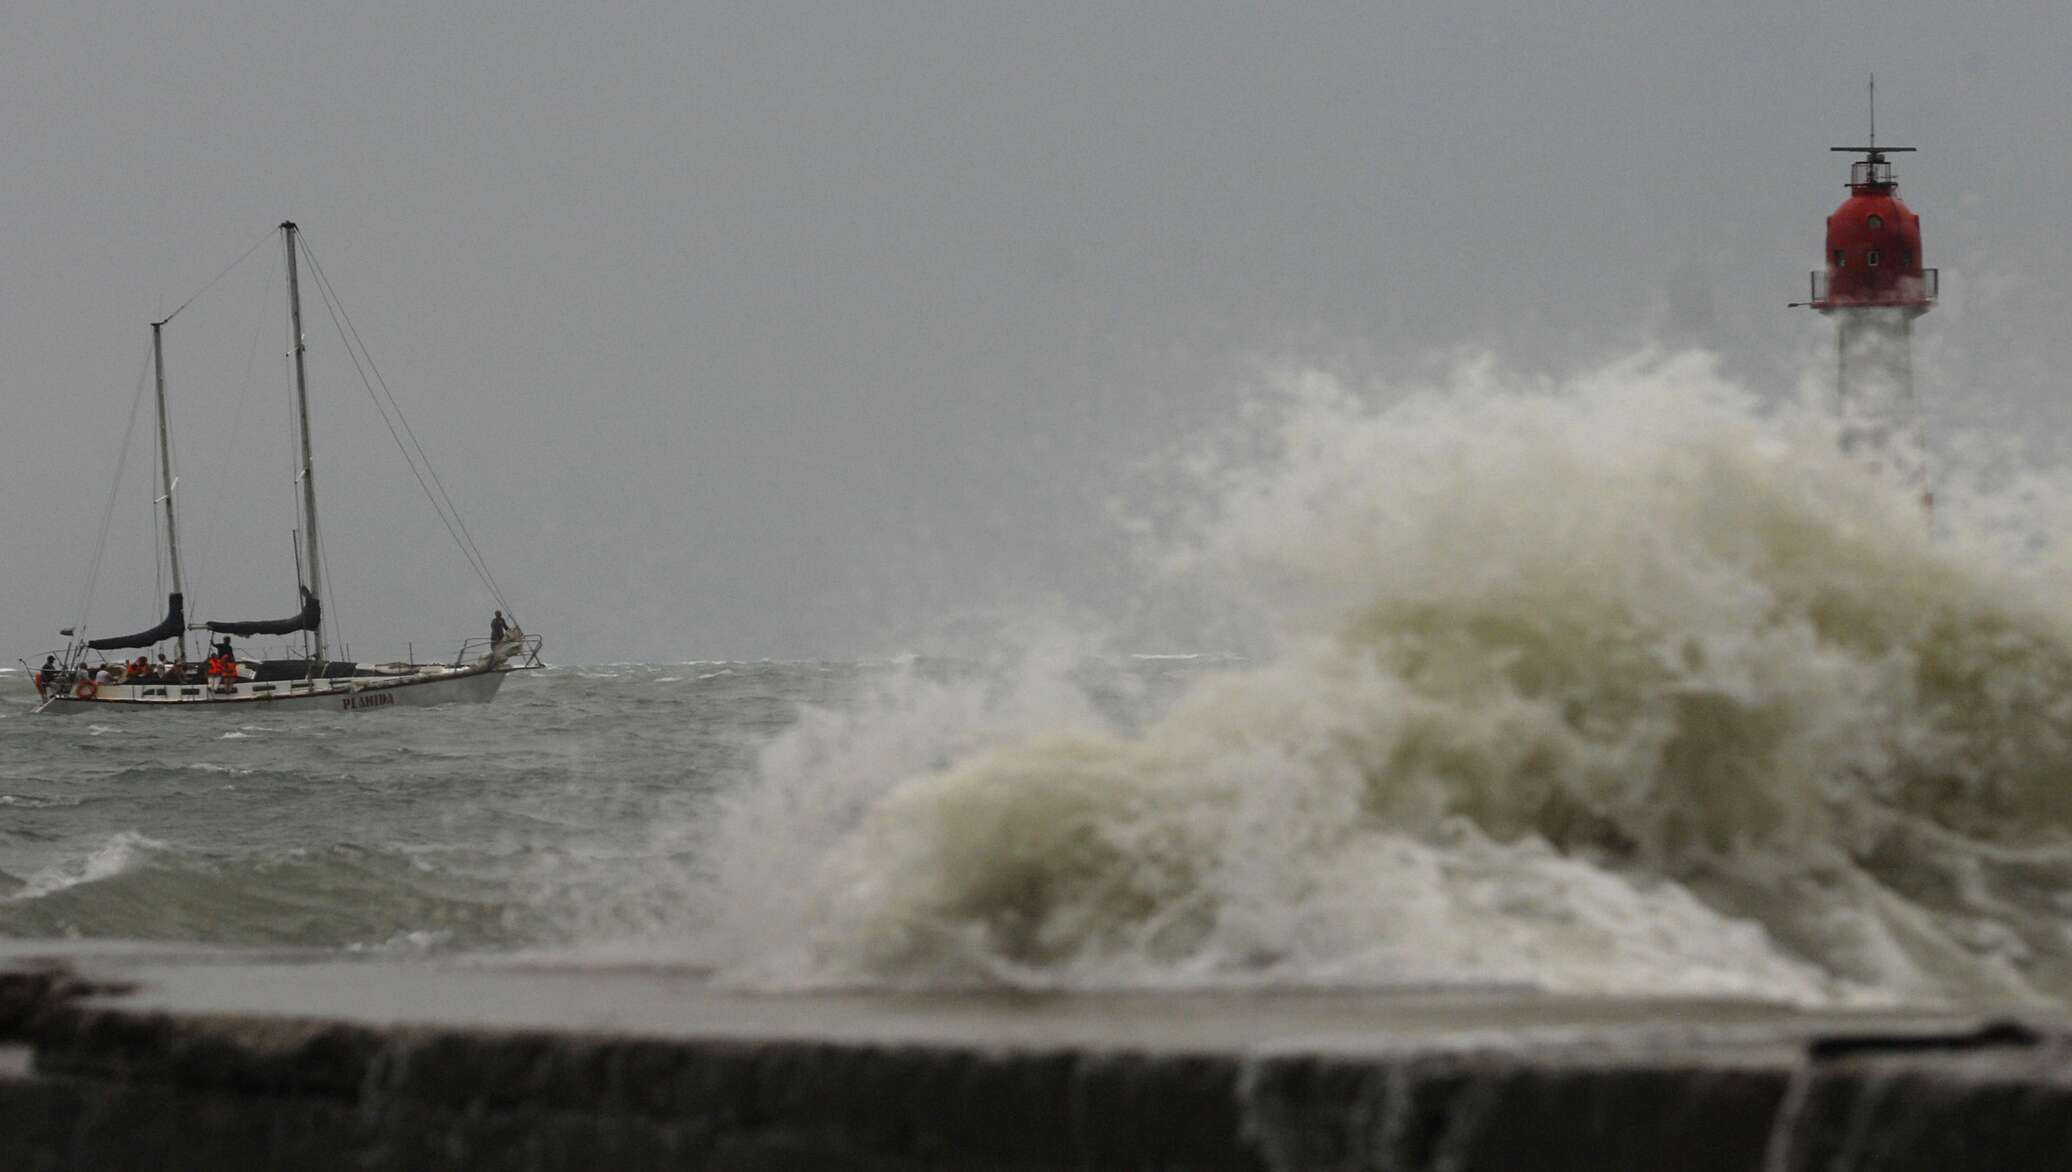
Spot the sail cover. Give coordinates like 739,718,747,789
205,587,321,638
87,593,185,651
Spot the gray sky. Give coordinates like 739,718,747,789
6,2,2070,663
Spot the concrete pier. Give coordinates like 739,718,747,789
3,941,2069,1169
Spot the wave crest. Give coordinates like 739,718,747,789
701,352,2072,1004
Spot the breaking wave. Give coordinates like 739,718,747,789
693,351,2072,1005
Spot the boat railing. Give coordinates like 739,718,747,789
451,632,544,669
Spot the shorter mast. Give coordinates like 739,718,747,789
282,221,326,660
151,320,188,662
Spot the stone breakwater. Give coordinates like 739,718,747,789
2,943,2070,1170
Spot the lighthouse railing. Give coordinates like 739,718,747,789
1805,268,1938,307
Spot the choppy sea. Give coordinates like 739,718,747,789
0,661,859,954
10,352,2072,1010
0,658,1198,960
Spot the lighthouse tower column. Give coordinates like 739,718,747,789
1834,306,1920,459
1794,95,1938,499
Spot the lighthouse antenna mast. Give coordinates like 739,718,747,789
1832,76,1914,162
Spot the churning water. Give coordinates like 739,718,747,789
10,351,2072,1009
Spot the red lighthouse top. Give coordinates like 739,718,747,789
1798,83,1938,312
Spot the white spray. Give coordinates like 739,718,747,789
691,351,2072,1006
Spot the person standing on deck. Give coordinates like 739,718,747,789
209,639,236,692
490,610,508,645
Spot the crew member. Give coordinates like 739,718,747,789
490,610,509,644
206,650,232,690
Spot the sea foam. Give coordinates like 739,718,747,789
693,351,2072,1006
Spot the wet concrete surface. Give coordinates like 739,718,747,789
2,940,2068,1169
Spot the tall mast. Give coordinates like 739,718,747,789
150,319,187,662
283,221,326,660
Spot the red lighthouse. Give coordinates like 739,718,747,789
1796,84,1938,490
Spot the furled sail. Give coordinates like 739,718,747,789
87,593,185,651
205,587,321,638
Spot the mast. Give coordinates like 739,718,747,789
150,319,187,662
282,221,326,660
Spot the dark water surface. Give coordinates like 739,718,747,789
0,663,861,952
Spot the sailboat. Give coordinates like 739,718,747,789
29,222,542,713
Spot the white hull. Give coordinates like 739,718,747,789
35,664,530,716
35,224,541,716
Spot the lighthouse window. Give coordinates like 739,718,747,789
1866,249,1881,267
1833,250,1845,267
1866,214,1883,230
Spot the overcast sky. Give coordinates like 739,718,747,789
6,2,2069,663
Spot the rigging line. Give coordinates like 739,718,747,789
161,377,185,609
309,245,517,619
74,343,157,638
151,432,164,602
296,235,508,609
298,235,516,615
295,232,512,605
77,349,152,627
280,233,326,634
294,246,480,589
284,246,307,589
296,246,507,631
159,226,275,327
320,530,344,662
